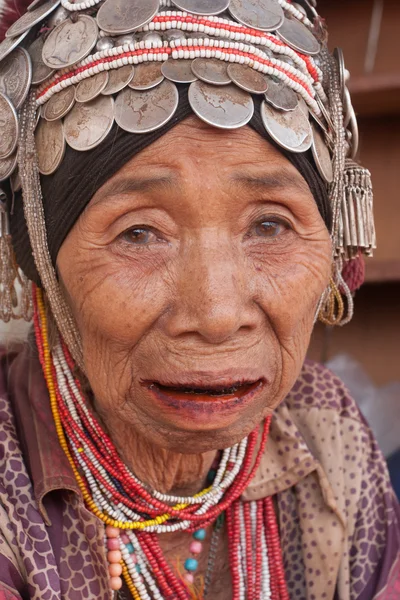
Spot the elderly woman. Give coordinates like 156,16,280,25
0,0,398,599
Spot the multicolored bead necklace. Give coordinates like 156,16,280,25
33,286,289,600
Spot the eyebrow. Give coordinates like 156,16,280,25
233,170,310,196
92,175,178,206
92,168,310,207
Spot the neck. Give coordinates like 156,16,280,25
101,417,217,496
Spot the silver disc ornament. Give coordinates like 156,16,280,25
0,48,32,109
0,153,17,182
5,0,61,38
35,118,65,175
102,66,134,95
0,31,29,63
75,72,109,103
161,60,197,84
276,17,320,56
191,58,231,86
261,100,312,152
311,123,333,183
264,77,298,111
115,80,179,134
64,95,114,151
43,86,75,121
188,81,254,129
229,0,284,32
97,0,159,35
28,37,55,86
42,15,98,69
171,0,230,16
128,63,164,91
227,64,269,94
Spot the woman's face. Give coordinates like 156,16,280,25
57,117,331,452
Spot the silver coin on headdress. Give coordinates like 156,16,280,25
227,64,269,94
171,0,230,15
276,17,320,56
64,95,115,151
311,123,333,183
229,0,284,32
188,81,254,129
0,93,19,158
261,100,312,152
264,77,298,111
0,48,32,110
115,80,179,134
102,66,134,95
97,0,159,35
76,72,109,103
35,118,66,175
128,63,164,91
43,86,76,121
5,0,61,38
42,15,98,69
0,152,17,182
28,37,55,86
191,58,231,86
298,94,330,140
0,31,29,63
161,60,197,84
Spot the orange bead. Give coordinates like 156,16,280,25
107,550,122,564
109,563,123,578
109,576,123,591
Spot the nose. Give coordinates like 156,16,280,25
163,231,259,344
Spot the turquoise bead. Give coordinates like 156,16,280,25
126,543,135,554
207,468,216,483
193,528,206,541
135,564,141,574
184,558,198,572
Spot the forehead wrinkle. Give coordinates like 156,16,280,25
232,168,310,197
91,175,180,207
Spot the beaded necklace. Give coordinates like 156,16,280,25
33,287,289,600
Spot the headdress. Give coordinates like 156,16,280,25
0,0,375,365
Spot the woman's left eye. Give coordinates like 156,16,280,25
253,219,287,239
122,227,159,245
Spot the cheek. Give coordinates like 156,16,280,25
58,239,173,356
251,236,332,341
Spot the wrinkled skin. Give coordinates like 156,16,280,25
58,116,331,494
58,117,332,595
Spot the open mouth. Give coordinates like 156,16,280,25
144,379,263,402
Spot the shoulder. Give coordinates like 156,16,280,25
284,359,362,421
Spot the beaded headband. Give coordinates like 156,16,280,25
0,0,376,367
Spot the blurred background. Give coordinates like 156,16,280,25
307,0,400,495
0,0,398,491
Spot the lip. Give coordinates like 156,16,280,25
142,377,266,417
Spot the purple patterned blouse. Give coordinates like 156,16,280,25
0,344,399,600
